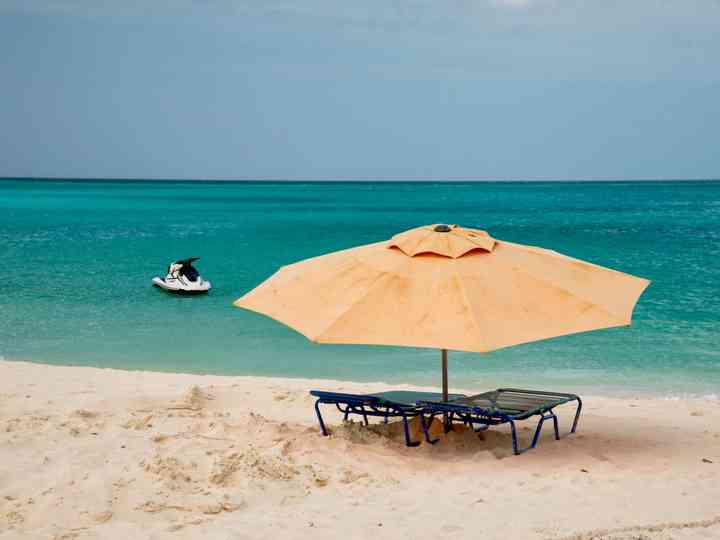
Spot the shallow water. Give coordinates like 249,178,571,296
1,179,718,397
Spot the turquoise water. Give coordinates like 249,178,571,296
1,179,719,397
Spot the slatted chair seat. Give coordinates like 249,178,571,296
418,388,582,455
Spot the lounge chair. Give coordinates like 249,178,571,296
418,388,582,455
309,390,467,447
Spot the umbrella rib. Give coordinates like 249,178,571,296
501,240,646,279
452,258,489,352
488,254,637,325
312,257,394,343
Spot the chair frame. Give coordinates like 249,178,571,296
310,390,427,446
418,388,582,455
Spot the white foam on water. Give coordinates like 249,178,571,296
662,393,719,401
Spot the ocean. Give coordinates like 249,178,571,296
1,179,718,398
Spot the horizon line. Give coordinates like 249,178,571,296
2,176,720,183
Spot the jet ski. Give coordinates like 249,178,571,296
152,257,212,295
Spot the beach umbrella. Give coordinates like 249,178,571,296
234,224,649,400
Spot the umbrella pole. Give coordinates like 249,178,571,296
441,349,448,401
441,349,450,432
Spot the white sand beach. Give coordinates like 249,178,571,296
1,360,719,540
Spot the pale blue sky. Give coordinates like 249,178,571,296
1,1,719,180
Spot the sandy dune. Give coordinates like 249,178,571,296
0,360,718,540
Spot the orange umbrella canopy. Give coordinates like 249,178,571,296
234,224,650,354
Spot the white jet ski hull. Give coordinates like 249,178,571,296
152,276,211,295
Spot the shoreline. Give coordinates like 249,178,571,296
2,357,718,402
1,360,719,539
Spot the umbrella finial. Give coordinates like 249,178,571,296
389,224,496,258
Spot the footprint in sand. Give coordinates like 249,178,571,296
92,511,113,523
122,414,154,430
72,409,99,419
1,510,24,526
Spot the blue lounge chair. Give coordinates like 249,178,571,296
309,390,467,447
418,388,582,455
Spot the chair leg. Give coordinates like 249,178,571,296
511,412,557,454
510,404,579,455
360,406,369,426
509,419,521,455
551,410,560,440
314,399,328,436
510,416,546,455
421,413,440,444
530,414,549,449
570,396,583,433
443,411,456,433
401,412,421,447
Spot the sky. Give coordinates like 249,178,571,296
1,1,719,180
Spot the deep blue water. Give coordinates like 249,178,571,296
1,179,719,397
